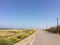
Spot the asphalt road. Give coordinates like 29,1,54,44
32,30,60,45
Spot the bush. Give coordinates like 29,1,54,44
20,34,29,39
0,39,14,45
45,26,60,33
9,38,20,43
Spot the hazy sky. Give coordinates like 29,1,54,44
0,0,60,28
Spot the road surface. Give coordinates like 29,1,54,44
32,30,60,45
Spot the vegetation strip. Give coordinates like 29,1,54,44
45,26,60,34
0,30,35,45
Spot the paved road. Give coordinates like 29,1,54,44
32,30,60,45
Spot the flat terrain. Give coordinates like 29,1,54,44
32,30,60,45
0,30,35,45
0,30,23,37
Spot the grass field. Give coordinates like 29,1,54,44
0,29,35,45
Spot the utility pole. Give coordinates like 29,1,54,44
46,25,47,30
57,18,59,33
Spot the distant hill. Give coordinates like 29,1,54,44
0,28,13,30
0,28,27,30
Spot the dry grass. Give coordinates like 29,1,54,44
0,29,35,45
0,30,24,37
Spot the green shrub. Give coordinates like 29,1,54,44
9,38,20,43
45,26,60,33
17,36,21,39
0,39,14,45
20,34,29,39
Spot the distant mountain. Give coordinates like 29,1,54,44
0,28,13,30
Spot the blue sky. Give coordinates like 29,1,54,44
0,0,60,28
